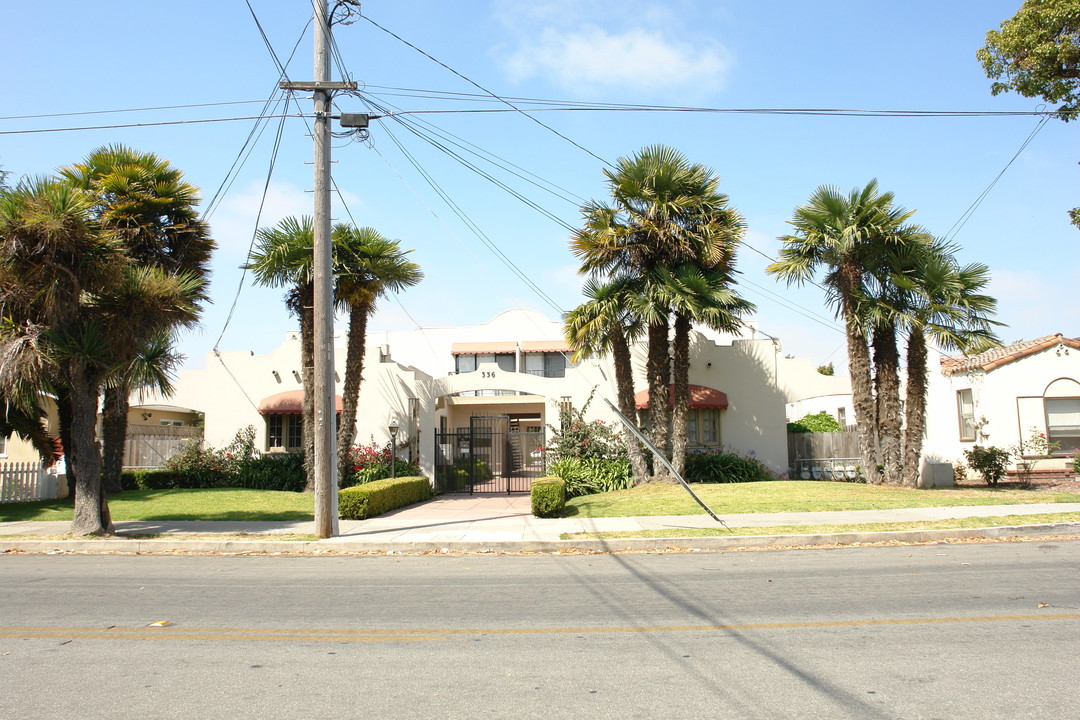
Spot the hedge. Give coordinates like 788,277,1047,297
531,476,566,518
338,475,433,520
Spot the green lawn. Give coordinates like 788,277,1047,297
0,488,314,523
563,481,1080,518
4,481,1079,526
563,512,1080,540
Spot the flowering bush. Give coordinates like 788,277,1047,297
963,445,1011,486
344,440,419,487
1014,428,1060,457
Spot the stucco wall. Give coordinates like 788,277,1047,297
142,310,796,478
923,344,1080,470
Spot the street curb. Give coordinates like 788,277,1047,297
3,522,1078,555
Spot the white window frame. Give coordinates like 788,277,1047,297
957,389,975,442
1045,397,1080,456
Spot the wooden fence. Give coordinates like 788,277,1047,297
124,424,203,470
787,428,863,480
0,461,55,503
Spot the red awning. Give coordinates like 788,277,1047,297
634,384,728,410
257,390,343,415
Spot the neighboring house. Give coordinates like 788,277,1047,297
923,334,1080,475
135,309,796,488
0,400,66,502
777,356,854,428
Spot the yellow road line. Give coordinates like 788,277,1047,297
0,614,1076,642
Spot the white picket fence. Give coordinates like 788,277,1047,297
0,461,57,503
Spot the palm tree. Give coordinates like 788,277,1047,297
767,180,927,485
656,264,754,475
1,177,196,533
60,145,213,493
0,177,126,534
564,276,650,485
245,216,318,489
571,145,747,478
899,242,999,486
331,225,423,488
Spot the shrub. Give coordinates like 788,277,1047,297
684,450,778,483
162,441,229,488
952,461,968,484
122,469,186,490
548,457,632,498
787,412,843,434
343,441,420,487
234,453,307,492
545,390,628,462
531,477,566,518
338,476,432,520
1073,450,1080,475
963,445,1011,486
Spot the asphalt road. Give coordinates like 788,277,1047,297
2,541,1078,719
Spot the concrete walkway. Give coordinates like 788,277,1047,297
2,494,1079,554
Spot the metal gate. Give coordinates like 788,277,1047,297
434,415,546,494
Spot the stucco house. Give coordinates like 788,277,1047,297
923,333,1080,477
131,309,799,489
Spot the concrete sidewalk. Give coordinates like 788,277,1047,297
2,495,1079,554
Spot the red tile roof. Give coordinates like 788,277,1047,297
940,333,1080,376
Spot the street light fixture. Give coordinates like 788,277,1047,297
388,424,399,479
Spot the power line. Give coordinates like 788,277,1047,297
361,14,612,167
0,114,301,135
380,106,1058,119
372,113,567,315
361,93,585,206
943,114,1051,243
0,99,280,122
213,109,289,351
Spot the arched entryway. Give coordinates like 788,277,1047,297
433,393,547,494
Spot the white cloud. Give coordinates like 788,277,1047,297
205,180,313,261
493,1,732,98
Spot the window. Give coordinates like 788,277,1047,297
159,420,183,427
957,389,975,441
701,409,719,444
1045,397,1080,455
287,416,303,450
268,415,284,448
266,415,303,451
837,408,847,426
683,408,721,446
455,354,476,374
456,353,515,373
524,352,570,377
0,434,7,457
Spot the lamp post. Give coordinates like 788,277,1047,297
388,424,399,479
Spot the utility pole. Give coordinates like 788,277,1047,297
281,0,356,537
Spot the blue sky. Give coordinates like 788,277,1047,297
2,0,1076,372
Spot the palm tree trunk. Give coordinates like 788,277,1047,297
872,323,903,485
55,387,76,499
68,365,112,536
840,267,881,484
298,284,316,493
337,302,369,487
671,313,691,476
611,327,648,485
101,384,129,493
902,331,929,487
646,318,672,481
